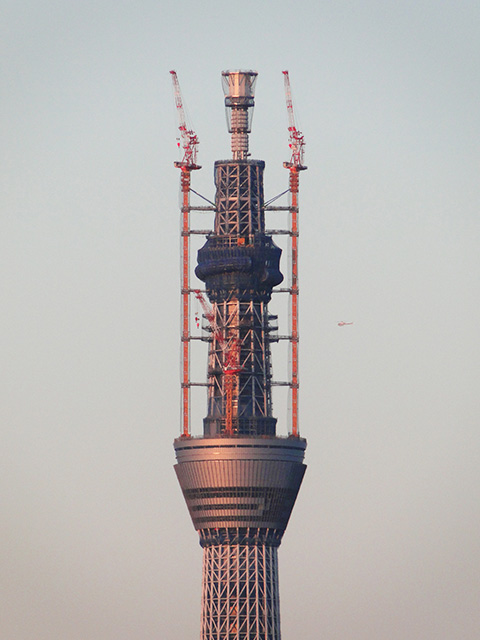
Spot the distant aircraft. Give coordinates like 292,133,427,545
337,321,354,326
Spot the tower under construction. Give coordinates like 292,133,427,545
172,70,307,640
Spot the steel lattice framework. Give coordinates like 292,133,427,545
196,158,282,437
204,299,276,436
214,162,264,236
201,543,280,640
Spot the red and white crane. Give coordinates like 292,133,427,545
194,290,243,436
282,70,306,170
170,70,200,169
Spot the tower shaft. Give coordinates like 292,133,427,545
201,544,280,640
174,70,306,640
196,159,282,437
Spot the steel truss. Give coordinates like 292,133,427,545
201,543,280,640
197,158,282,437
205,300,276,435
214,161,265,238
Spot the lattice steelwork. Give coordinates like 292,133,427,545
202,300,277,436
201,543,280,640
214,162,264,236
174,71,307,640
196,158,283,437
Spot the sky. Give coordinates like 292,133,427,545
1,1,479,639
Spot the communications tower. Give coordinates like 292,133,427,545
173,70,307,640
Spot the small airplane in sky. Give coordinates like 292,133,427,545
337,321,354,326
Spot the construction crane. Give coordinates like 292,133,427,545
171,71,201,437
194,290,243,435
223,339,242,437
282,71,307,438
170,70,200,169
282,70,306,170
194,289,216,333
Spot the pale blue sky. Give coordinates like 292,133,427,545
1,1,479,639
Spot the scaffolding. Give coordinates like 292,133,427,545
177,180,303,438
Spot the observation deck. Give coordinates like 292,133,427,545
174,435,306,545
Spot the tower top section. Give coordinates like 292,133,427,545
221,70,258,160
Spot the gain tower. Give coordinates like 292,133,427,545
173,70,307,640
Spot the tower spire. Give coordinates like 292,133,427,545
222,70,257,160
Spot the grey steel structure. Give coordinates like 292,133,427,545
174,70,306,640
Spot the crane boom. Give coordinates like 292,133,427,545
170,70,200,169
194,290,218,342
194,290,242,435
282,70,306,169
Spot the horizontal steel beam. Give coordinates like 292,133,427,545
265,206,298,211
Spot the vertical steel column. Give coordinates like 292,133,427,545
289,168,300,437
181,168,191,437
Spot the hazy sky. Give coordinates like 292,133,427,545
2,1,479,639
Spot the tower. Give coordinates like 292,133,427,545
173,70,306,640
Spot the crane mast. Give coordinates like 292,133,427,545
170,70,201,436
282,70,307,437
172,70,308,640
